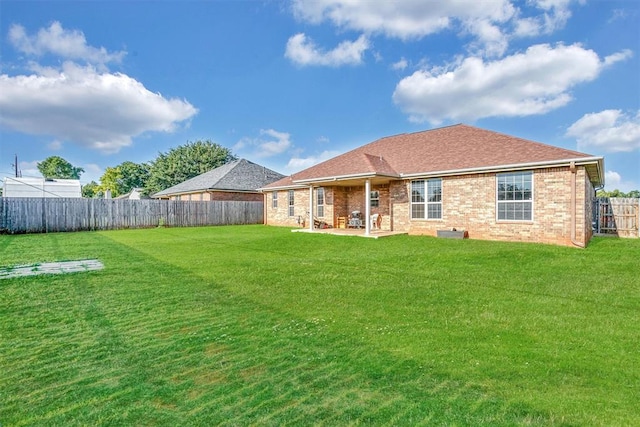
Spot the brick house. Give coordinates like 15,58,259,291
261,124,605,247
152,158,284,202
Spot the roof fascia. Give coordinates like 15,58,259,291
401,157,604,183
293,171,400,185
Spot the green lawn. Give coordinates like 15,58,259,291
1,225,638,426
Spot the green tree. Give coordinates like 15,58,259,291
98,161,150,197
37,156,84,179
145,140,236,195
119,161,150,194
82,181,101,198
596,189,640,198
99,166,123,197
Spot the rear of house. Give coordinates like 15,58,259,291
262,125,604,247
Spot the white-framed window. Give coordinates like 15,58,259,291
288,190,295,217
370,190,379,208
411,179,442,219
272,191,278,208
317,187,325,217
496,171,533,221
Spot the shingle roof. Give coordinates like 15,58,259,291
152,159,284,197
264,124,604,188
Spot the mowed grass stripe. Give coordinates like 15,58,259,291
1,226,638,425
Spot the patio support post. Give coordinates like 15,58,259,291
309,185,314,231
365,179,371,236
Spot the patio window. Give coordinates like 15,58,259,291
370,190,380,208
411,179,442,219
497,171,533,221
288,190,295,217
317,187,325,217
272,191,278,208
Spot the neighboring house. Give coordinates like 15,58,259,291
261,124,605,247
2,177,82,198
152,158,285,202
114,188,147,200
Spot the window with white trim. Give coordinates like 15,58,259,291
272,191,278,208
370,190,379,208
497,171,533,221
288,190,295,217
317,187,325,217
411,179,442,219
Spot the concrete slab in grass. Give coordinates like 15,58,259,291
0,259,104,279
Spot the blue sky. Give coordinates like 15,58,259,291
1,0,638,191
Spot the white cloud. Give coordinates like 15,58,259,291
258,129,292,156
513,0,575,37
285,150,342,173
604,170,638,193
285,33,369,67
392,43,629,124
291,0,515,40
1,22,197,154
603,49,633,67
464,18,509,57
234,129,293,158
566,110,640,153
9,22,125,66
391,57,408,71
290,1,586,58
0,62,198,154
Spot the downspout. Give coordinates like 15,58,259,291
263,192,267,225
570,162,585,248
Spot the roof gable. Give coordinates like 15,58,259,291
153,159,284,197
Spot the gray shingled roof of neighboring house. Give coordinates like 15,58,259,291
152,159,284,197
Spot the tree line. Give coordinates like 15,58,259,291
34,140,235,198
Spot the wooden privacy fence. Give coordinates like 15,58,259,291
593,197,639,238
0,198,264,234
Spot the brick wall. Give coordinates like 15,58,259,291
169,191,261,202
398,166,591,246
209,191,262,202
264,167,593,247
265,189,309,227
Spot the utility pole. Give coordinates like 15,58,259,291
12,154,21,177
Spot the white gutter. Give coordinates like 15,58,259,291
401,156,604,183
292,171,399,185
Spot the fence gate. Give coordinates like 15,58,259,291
593,197,640,238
